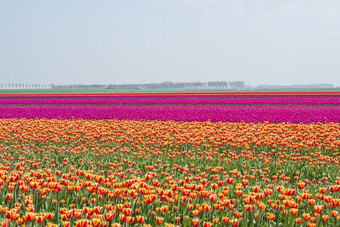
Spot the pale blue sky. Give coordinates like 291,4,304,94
0,0,339,86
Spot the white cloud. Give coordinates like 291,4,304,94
159,0,340,20
317,1,340,20
147,42,182,53
202,8,214,20
233,4,245,17
279,2,309,20
159,0,230,5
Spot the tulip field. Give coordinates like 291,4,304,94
0,92,340,227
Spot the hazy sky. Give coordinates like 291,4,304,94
1,0,339,86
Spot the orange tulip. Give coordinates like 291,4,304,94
136,216,144,224
5,194,13,201
192,219,199,227
115,204,123,212
295,218,301,224
302,213,311,221
230,219,239,227
331,211,338,218
62,222,70,227
126,216,134,224
222,216,229,223
322,215,329,222
156,217,164,225
319,187,327,194
104,212,115,222
192,210,199,217
314,205,324,213
203,222,212,227
290,208,298,216
75,219,89,227
35,214,45,224
123,208,131,216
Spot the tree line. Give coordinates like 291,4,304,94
0,81,246,90
0,84,51,89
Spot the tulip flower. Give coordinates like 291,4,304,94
156,217,164,225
